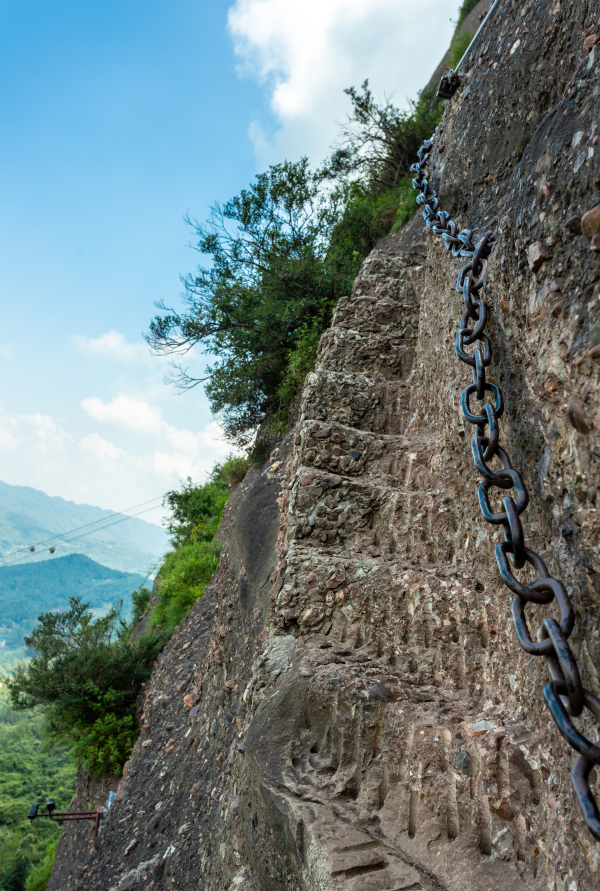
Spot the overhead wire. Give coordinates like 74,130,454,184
0,495,167,567
0,468,216,568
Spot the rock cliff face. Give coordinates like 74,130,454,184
53,1,600,888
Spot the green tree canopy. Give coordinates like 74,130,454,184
8,598,166,775
146,159,346,445
321,80,443,196
146,88,443,448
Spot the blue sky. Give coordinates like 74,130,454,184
0,0,454,524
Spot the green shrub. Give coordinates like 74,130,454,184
163,472,229,548
277,320,324,410
8,598,166,777
25,844,56,891
220,455,251,487
390,176,422,232
146,159,346,447
457,0,480,29
130,584,152,626
151,539,221,635
146,83,444,440
70,711,137,777
449,30,474,69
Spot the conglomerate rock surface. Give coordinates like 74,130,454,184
55,1,600,888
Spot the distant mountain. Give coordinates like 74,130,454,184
0,553,145,649
0,480,169,574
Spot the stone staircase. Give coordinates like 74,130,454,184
242,241,546,891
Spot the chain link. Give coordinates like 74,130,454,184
411,136,600,840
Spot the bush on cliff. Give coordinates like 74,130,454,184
151,457,249,634
151,538,221,635
448,30,474,69
163,465,229,547
7,598,167,776
146,159,346,446
146,86,442,445
322,82,444,237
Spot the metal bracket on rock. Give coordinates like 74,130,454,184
437,0,502,100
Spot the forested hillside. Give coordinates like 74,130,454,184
0,688,76,891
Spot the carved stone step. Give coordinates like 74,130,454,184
317,327,414,380
287,466,442,560
340,860,422,891
352,248,426,302
310,814,423,890
273,543,382,633
300,371,411,436
331,294,420,337
295,419,411,488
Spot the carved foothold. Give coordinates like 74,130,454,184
514,813,527,861
447,773,459,839
469,742,482,800
479,796,492,856
496,747,510,800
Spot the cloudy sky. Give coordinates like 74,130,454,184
0,0,454,525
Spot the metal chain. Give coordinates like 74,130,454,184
411,136,600,840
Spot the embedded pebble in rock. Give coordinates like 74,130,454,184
581,204,600,237
527,240,551,271
44,2,600,890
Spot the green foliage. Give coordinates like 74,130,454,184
163,457,250,548
220,455,251,487
25,844,56,891
457,0,480,29
323,84,444,251
147,82,444,448
323,82,443,198
152,465,243,634
130,584,152,626
151,539,221,635
449,30,474,69
7,598,166,777
146,159,345,446
163,470,228,548
70,711,138,777
390,177,423,232
277,320,325,410
0,687,75,891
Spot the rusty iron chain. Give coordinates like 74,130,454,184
410,136,600,840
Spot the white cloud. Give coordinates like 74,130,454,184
0,411,74,451
73,331,152,364
0,402,232,517
81,395,163,434
80,433,125,461
81,395,231,479
228,0,454,165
